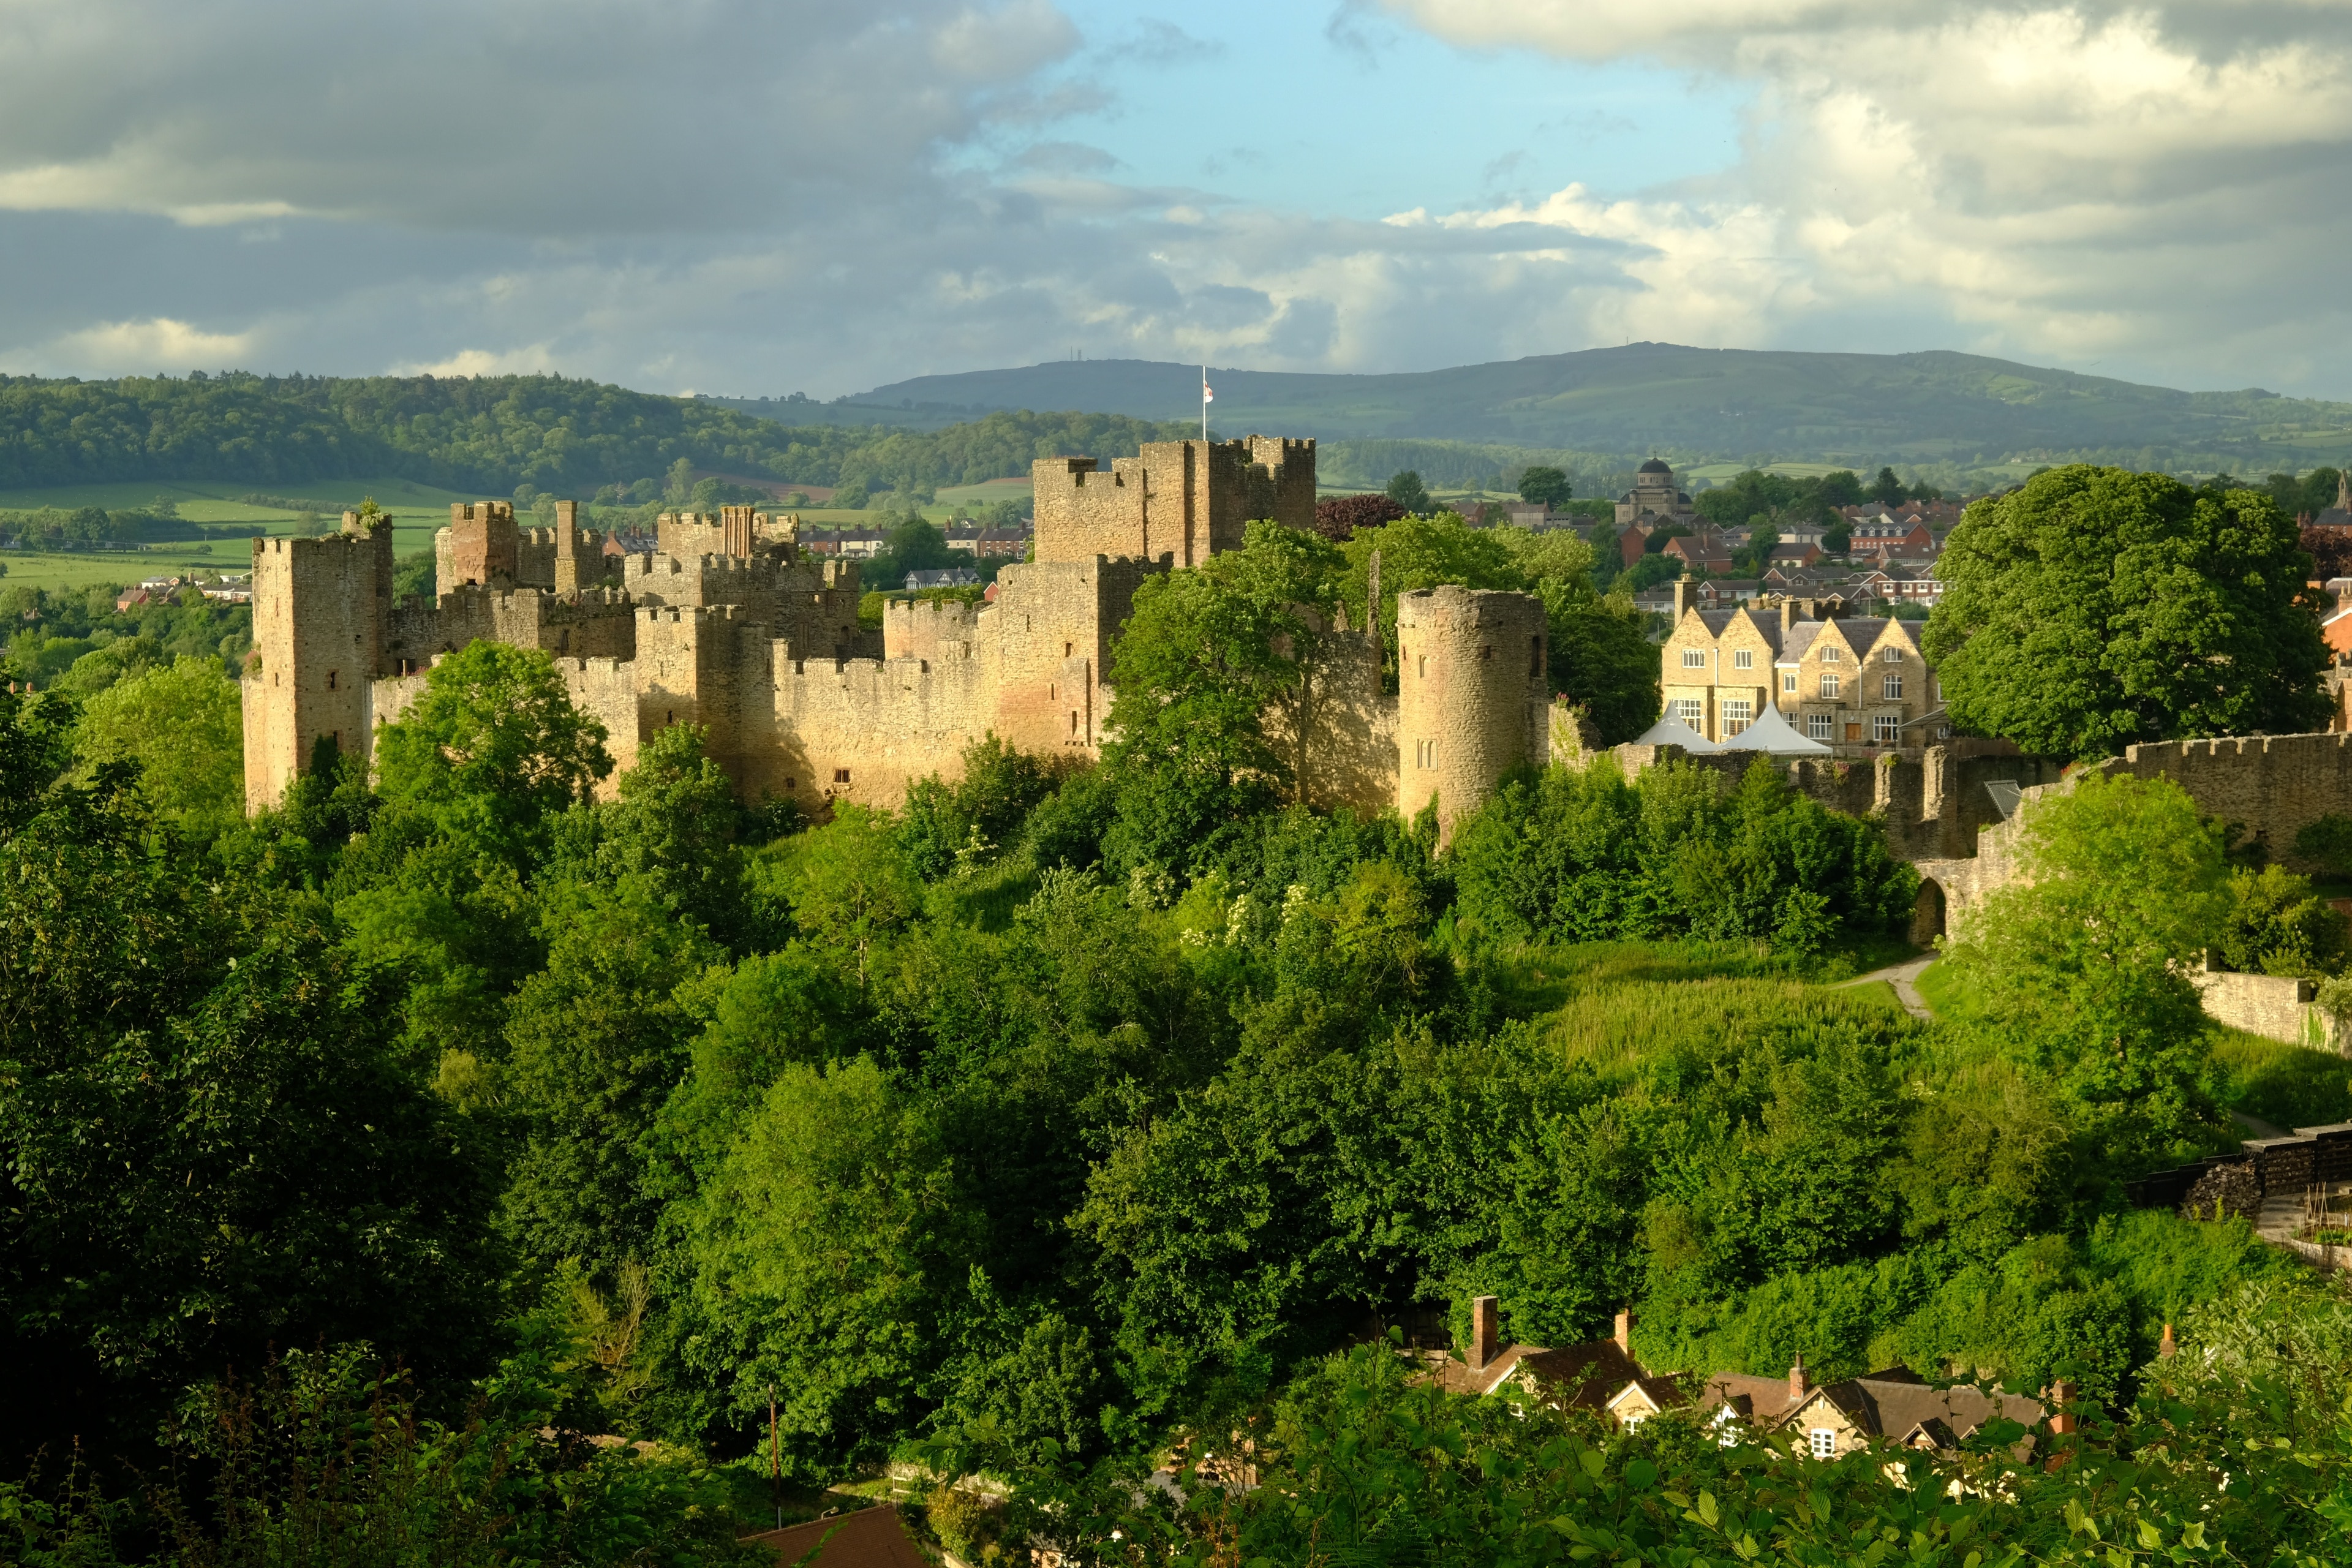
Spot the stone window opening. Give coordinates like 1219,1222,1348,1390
1480,644,1493,662
1732,649,1753,669
1528,636,1542,676
1064,641,1073,658
1049,683,1056,699
1882,674,1903,699
784,777,796,791
1820,645,1842,664
833,767,851,785
1781,671,1796,694
1819,673,1841,699
1069,710,1079,736
1882,646,1902,663
1417,654,1427,678
1681,649,1704,668
326,670,338,691
1415,738,1437,769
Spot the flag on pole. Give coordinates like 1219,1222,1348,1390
1202,380,1213,403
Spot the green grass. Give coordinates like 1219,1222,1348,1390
1912,958,1978,1020
2210,1027,2352,1133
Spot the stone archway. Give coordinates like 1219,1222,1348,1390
1909,878,1946,947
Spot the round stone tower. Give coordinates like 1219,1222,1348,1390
1395,584,1550,842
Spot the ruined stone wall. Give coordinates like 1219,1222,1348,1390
241,519,393,810
1395,585,1550,841
1267,628,1396,816
747,643,992,812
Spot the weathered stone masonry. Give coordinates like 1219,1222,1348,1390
241,439,1551,839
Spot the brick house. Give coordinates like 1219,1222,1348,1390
1662,532,1735,573
1428,1298,1648,1411
1659,580,1940,747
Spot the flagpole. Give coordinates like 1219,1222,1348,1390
1201,364,1208,442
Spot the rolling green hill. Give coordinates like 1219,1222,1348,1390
839,343,2352,478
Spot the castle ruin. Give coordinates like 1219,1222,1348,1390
241,438,1553,839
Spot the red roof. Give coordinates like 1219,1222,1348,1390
740,1506,928,1568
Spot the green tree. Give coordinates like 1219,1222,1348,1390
500,881,721,1275
1516,466,1572,508
0,745,497,1465
373,640,614,866
72,655,243,835
1922,466,2328,756
1871,466,1908,505
1384,470,1431,514
1945,772,2230,1164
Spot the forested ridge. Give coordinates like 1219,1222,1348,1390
9,497,2352,1565
0,371,1196,494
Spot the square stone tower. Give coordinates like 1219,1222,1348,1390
1031,435,1315,567
243,512,394,810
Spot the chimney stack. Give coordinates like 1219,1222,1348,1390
2158,1322,2177,1359
1673,571,1692,620
2046,1378,2076,1435
1788,1352,1809,1403
1614,1309,1634,1356
1779,597,1795,637
1471,1296,1500,1371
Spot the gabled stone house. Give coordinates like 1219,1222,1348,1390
1658,582,1941,748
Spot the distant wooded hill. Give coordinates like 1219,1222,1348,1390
0,374,1196,497
7,345,2346,504
832,343,2352,478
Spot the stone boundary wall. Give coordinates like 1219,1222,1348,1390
2196,968,2335,1052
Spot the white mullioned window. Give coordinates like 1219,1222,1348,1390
1682,648,1705,668
1675,698,1705,727
1782,671,1797,694
1819,673,1841,699
1820,645,1842,664
1809,1428,1837,1459
1722,698,1754,734
1733,648,1753,669
1874,714,1902,744
1882,674,1903,699
1807,713,1834,741
1882,646,1902,663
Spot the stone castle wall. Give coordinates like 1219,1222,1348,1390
244,440,1559,835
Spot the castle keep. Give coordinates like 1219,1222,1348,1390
241,438,1553,837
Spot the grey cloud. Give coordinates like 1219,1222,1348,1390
0,0,1079,236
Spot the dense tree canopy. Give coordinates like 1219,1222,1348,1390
1923,465,2329,757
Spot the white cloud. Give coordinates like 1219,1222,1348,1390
26,316,260,373
391,344,562,378
1366,0,2352,385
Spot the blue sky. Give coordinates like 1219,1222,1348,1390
1003,2,1746,219
1,0,2349,402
